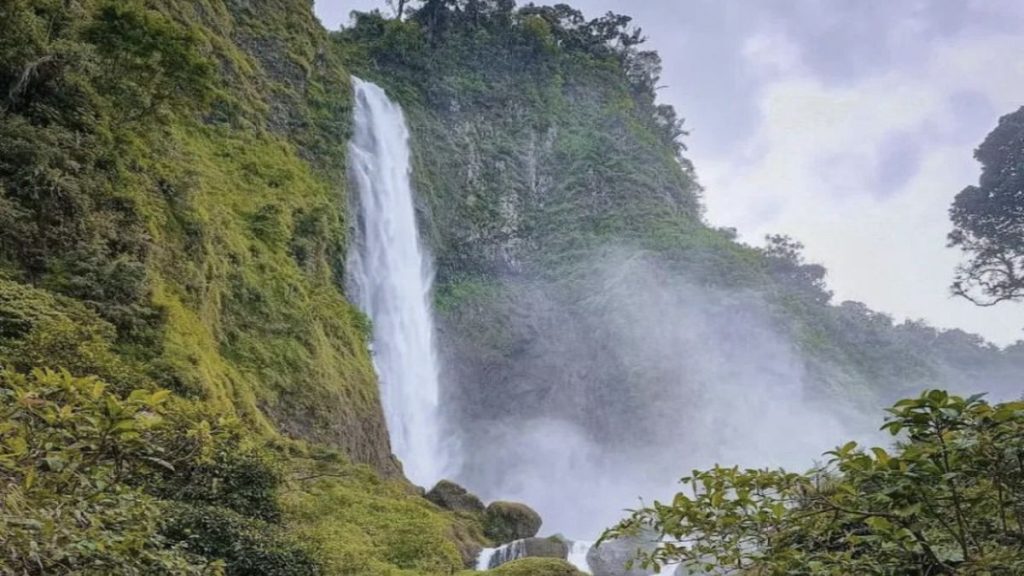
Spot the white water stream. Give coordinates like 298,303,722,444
347,77,449,486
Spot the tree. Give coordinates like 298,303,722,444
761,234,831,303
602,390,1024,575
949,106,1024,306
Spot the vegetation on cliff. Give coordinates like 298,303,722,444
0,0,480,573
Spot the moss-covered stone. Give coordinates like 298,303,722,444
426,479,486,514
461,557,585,576
484,501,543,544
522,536,570,560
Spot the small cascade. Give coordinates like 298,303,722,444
567,540,593,573
475,540,527,570
475,547,497,571
476,539,600,572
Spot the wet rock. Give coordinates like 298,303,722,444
484,501,543,544
522,536,570,560
586,533,658,576
425,479,485,513
483,537,570,570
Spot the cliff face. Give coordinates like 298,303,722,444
0,0,399,474
0,1,498,573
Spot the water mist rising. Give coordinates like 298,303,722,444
347,78,449,486
448,248,871,537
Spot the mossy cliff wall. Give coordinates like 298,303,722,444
0,1,491,574
1,0,397,474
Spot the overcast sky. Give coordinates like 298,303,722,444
315,0,1024,345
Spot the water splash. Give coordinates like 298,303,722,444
476,540,527,570
566,540,593,573
347,77,449,486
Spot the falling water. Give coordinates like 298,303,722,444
347,77,448,486
475,540,527,570
566,540,593,573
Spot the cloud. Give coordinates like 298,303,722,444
699,31,1024,344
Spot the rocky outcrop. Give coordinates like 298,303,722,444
484,501,543,544
522,536,570,560
426,479,485,514
586,534,658,576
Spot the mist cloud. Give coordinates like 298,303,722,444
448,248,868,537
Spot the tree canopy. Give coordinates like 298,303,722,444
949,106,1024,307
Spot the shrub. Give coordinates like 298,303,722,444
604,390,1024,575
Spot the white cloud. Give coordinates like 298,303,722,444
700,32,1024,344
742,31,805,78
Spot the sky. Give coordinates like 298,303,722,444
315,0,1024,345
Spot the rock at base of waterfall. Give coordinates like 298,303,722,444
585,533,659,576
425,479,485,513
488,558,586,575
484,501,543,544
522,536,570,560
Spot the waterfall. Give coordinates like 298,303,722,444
476,540,527,570
347,77,448,486
566,540,593,573
476,539,595,572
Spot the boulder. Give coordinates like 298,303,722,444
522,536,570,560
586,533,658,576
484,501,543,544
425,479,485,514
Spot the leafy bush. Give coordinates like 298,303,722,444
161,503,318,576
0,368,318,575
604,390,1024,574
0,369,211,574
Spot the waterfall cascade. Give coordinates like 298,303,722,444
475,539,594,572
475,540,527,570
347,77,449,486
566,540,593,573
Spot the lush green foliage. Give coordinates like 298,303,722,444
0,367,480,575
1,369,222,574
281,462,467,575
0,0,484,574
604,391,1024,574
949,106,1024,307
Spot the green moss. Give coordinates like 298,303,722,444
281,459,468,575
0,279,142,391
460,558,585,576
